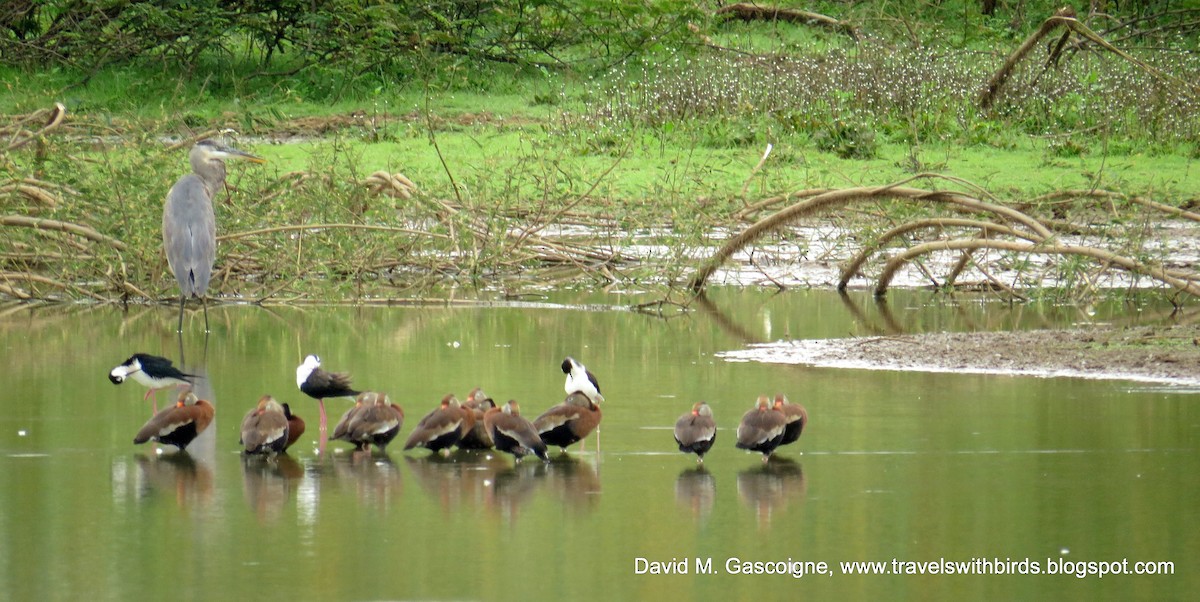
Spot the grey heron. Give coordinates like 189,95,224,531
163,139,265,333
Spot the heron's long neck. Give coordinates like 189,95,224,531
190,155,227,196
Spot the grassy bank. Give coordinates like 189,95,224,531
2,2,1198,304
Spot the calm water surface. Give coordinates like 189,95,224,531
1,289,1196,600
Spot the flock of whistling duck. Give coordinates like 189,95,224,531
110,352,807,463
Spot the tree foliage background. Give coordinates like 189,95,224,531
0,1,703,76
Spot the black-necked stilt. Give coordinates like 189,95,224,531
561,356,603,402
736,395,787,463
674,401,717,463
240,395,290,455
533,391,602,453
295,354,359,435
403,394,470,455
332,391,405,452
133,390,215,451
109,353,196,413
484,400,548,462
775,393,808,447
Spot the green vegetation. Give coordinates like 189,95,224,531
2,1,1199,304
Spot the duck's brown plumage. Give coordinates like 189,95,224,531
330,393,368,443
240,395,289,455
735,395,786,461
282,403,305,451
674,401,717,462
403,394,470,453
485,401,548,462
332,392,405,451
534,391,602,451
775,393,808,446
134,390,215,450
458,389,496,450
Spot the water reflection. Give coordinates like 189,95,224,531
675,466,716,522
404,451,509,513
126,452,215,509
538,455,601,514
487,462,544,522
736,457,806,528
321,450,404,508
241,454,304,523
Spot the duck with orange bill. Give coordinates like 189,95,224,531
404,394,472,455
775,393,808,447
281,403,305,451
736,395,787,462
674,401,717,463
240,395,290,456
534,391,602,454
332,392,405,452
458,387,496,450
133,390,215,451
484,400,548,462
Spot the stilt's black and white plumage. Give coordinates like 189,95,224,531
561,356,603,403
295,354,359,434
109,353,196,413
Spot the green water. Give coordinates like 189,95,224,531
0,289,1196,600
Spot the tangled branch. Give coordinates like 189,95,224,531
689,179,1200,300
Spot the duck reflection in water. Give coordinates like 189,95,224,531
404,452,510,514
241,454,304,523
675,466,716,522
737,457,806,528
128,452,215,509
539,454,601,515
321,450,404,508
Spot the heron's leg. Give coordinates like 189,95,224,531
177,295,186,334
201,295,210,333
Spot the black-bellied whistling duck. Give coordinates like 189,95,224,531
562,356,603,402
240,395,289,455
281,403,305,451
484,400,548,462
736,395,787,463
330,393,368,445
458,387,496,450
775,393,808,447
404,394,471,454
335,392,405,452
295,354,359,435
534,391,602,453
109,353,195,413
133,390,215,451
674,401,717,463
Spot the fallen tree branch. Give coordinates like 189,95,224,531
217,223,451,242
689,184,1053,291
715,3,859,39
874,239,1200,297
0,215,127,250
837,218,1038,290
979,7,1199,110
